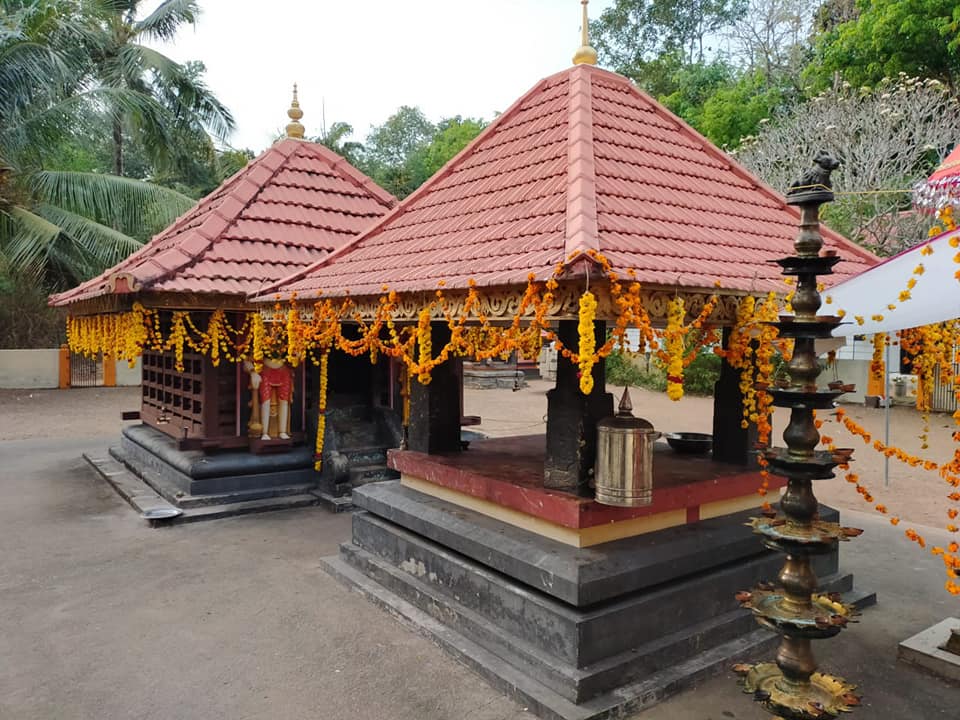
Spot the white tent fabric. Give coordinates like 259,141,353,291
827,227,960,337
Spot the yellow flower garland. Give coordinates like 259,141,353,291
577,291,597,395
314,349,330,472
664,297,685,401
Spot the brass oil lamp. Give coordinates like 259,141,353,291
733,154,864,719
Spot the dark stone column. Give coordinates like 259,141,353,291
711,326,758,467
544,320,614,491
408,322,462,455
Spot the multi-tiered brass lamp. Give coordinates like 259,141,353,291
734,154,864,719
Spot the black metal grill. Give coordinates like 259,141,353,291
69,352,103,388
931,361,959,413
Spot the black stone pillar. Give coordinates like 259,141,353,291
544,320,614,491
711,326,758,467
408,322,462,455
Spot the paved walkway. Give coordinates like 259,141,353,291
1,388,959,718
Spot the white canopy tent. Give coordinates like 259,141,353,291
827,227,960,337
825,226,960,485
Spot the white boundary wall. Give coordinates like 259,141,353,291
0,349,141,389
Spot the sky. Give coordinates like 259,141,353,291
144,0,616,153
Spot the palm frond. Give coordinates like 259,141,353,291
32,170,194,238
130,44,235,139
2,205,61,276
134,0,199,42
37,203,143,269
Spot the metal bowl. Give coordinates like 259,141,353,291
664,432,713,454
141,507,182,521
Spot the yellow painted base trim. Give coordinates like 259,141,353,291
402,474,685,548
700,493,763,520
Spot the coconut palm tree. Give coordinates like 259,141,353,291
313,121,364,166
0,0,195,288
83,0,235,176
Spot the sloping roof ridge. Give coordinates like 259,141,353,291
564,63,600,260
592,65,876,264
253,72,562,300
293,140,398,208
49,141,301,307
133,142,303,290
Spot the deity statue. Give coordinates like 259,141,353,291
244,358,293,440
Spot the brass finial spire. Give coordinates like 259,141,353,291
285,83,305,139
572,0,598,66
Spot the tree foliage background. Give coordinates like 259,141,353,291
592,0,960,254
4,0,960,347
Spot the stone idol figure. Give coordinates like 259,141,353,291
244,358,293,440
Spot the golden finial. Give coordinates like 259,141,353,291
572,0,597,66
285,83,305,139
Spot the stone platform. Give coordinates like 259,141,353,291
95,424,333,521
463,362,528,390
325,481,874,720
388,435,787,546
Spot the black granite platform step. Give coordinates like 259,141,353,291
340,446,388,466
120,424,316,496
348,463,399,487
84,450,318,524
350,511,807,669
110,446,314,508
324,553,775,720
351,482,843,607
340,537,768,703
315,491,354,513
343,510,859,702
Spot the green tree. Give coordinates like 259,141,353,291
82,0,235,176
734,76,960,255
592,0,747,84
313,120,364,166
698,72,786,147
659,60,737,130
807,0,960,92
410,116,486,187
361,106,436,198
0,0,194,288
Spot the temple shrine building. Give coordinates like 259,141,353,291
51,91,396,513
254,12,877,719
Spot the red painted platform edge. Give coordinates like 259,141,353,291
388,449,787,530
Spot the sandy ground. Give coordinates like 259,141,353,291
0,387,958,719
2,381,958,529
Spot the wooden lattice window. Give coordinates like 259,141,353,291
141,350,205,439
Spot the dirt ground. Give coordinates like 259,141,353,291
2,385,959,719
2,380,958,529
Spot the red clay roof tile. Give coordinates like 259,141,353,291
267,65,875,302
50,139,395,307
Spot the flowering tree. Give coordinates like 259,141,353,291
733,75,960,255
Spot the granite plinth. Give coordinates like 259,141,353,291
352,482,838,607
116,424,316,504
898,618,960,683
387,434,785,532
329,482,870,719
463,365,528,390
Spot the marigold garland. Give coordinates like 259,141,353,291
577,291,598,395
870,332,887,385
313,349,330,472
664,297,685,401
63,246,960,595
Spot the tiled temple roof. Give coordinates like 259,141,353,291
50,138,395,307
268,64,875,301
